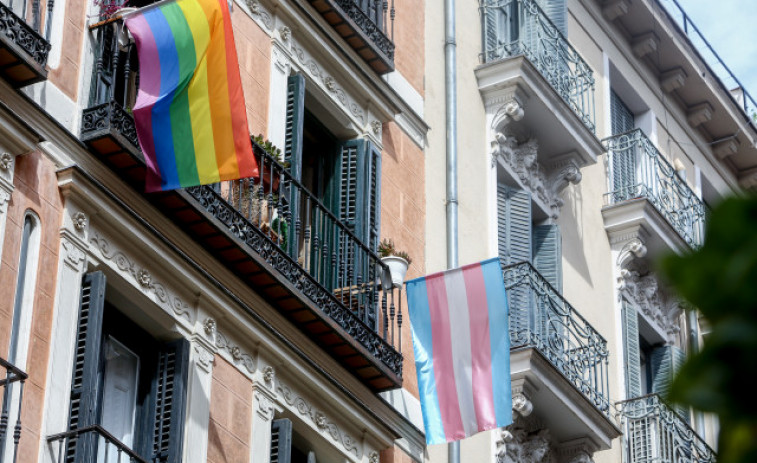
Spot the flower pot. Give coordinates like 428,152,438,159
381,256,409,288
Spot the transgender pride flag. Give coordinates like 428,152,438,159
406,258,512,445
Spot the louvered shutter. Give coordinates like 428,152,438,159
482,0,500,60
650,345,689,421
271,418,293,463
66,272,107,462
532,225,562,292
622,300,643,399
610,91,636,199
284,75,305,179
498,184,533,343
148,338,190,463
536,0,567,36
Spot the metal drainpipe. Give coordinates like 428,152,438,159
444,0,459,459
688,310,706,439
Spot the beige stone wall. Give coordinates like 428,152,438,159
208,357,254,463
0,151,62,462
232,7,271,137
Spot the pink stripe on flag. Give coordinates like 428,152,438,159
125,13,162,192
463,264,498,431
426,274,465,440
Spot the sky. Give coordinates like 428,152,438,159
670,0,757,99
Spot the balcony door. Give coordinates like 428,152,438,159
610,90,637,200
99,337,140,462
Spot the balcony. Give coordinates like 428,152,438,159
306,0,395,74
79,19,403,391
602,129,706,255
503,262,619,449
0,0,51,87
47,425,148,463
0,357,26,463
477,0,601,170
618,394,716,463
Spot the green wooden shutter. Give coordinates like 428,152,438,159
536,0,567,36
271,418,293,463
650,345,689,421
284,75,305,179
532,225,562,292
66,271,107,461
610,90,636,199
149,338,190,463
498,184,533,342
622,300,643,399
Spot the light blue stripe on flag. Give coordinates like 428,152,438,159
406,278,446,444
481,258,512,427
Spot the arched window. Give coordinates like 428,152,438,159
8,211,40,368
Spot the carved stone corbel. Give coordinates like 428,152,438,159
617,237,647,271
546,157,582,219
557,438,597,463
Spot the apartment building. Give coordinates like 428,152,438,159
423,0,754,461
0,0,429,461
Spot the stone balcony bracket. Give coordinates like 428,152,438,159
659,67,687,93
687,102,714,127
631,32,660,58
602,0,630,22
713,136,741,159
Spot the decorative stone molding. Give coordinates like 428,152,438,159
72,212,88,231
0,188,11,208
262,365,275,385
513,393,534,418
279,26,291,41
193,343,215,373
254,389,276,421
89,232,193,322
497,426,555,463
616,237,647,271
290,42,366,125
618,270,682,344
491,100,524,135
557,438,597,463
371,120,382,135
215,330,256,374
492,136,581,219
241,0,273,30
277,383,361,458
368,451,379,463
203,317,216,336
61,235,87,271
0,152,12,171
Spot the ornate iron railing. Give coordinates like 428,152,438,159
185,148,403,375
47,425,149,463
481,0,596,132
0,357,26,463
660,0,756,129
0,0,51,67
602,129,706,249
618,394,716,463
503,261,610,416
82,19,403,379
333,0,395,59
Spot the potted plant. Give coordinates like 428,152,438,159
378,239,412,288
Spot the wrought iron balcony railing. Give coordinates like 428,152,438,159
602,129,706,249
618,394,716,463
80,19,403,386
47,425,149,463
0,357,26,463
481,0,596,132
503,261,610,416
307,0,395,73
0,0,51,86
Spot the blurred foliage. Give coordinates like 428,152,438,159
660,196,757,463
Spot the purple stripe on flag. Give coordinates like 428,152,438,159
126,13,162,192
426,273,465,440
462,263,498,431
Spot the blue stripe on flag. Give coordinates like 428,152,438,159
481,258,513,428
406,278,447,444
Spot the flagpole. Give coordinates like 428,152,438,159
444,0,459,459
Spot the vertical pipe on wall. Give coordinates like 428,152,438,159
445,0,459,459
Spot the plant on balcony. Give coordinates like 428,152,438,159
378,239,412,287
95,0,130,18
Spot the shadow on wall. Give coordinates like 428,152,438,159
561,181,593,288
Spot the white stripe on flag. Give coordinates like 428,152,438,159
444,268,479,437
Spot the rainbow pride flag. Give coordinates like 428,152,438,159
125,0,258,192
406,258,512,444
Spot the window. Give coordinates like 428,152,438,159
63,271,189,462
270,417,340,463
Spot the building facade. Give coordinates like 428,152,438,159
0,0,429,461
422,0,755,462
